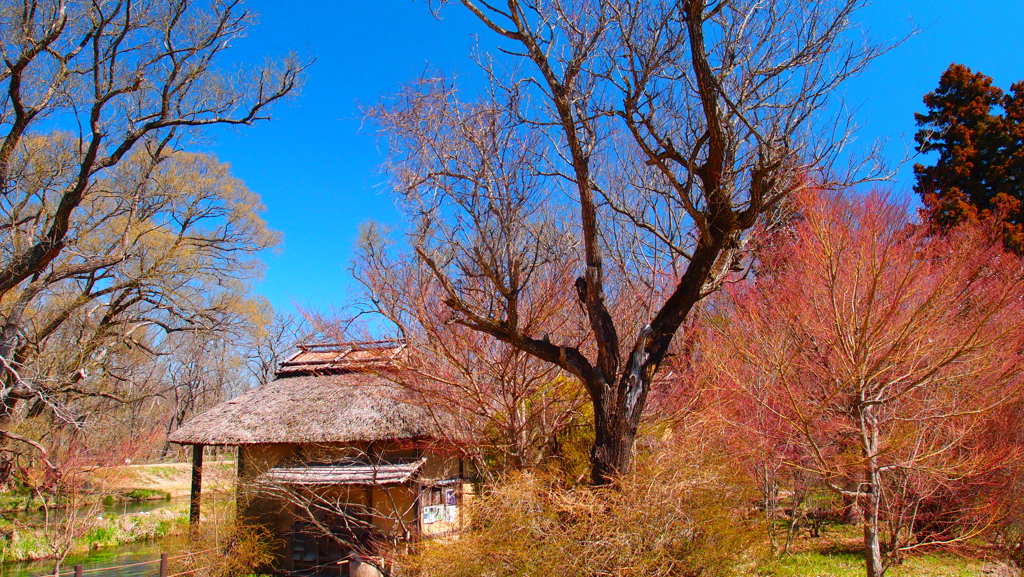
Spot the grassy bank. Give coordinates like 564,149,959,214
0,504,189,563
759,550,988,577
0,488,173,516
88,460,235,498
755,523,1000,577
0,460,233,514
0,460,235,563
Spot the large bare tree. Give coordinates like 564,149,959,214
0,0,301,479
369,0,884,484
1,148,280,477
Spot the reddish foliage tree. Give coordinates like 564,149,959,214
704,190,1024,577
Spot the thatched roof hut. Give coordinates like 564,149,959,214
168,372,445,446
169,340,469,576
169,340,448,446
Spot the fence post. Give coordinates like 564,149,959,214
74,565,83,577
159,552,168,577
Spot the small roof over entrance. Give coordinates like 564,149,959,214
259,458,427,486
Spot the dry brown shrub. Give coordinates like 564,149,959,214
174,521,280,577
402,444,762,577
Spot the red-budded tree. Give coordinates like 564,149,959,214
706,191,1024,577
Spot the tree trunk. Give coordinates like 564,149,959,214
863,503,884,577
843,493,865,524
589,375,645,485
0,307,29,485
860,404,885,577
590,415,637,485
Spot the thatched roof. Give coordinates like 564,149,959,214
168,371,447,446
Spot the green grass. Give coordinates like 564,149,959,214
0,505,190,562
754,521,992,577
0,491,48,512
82,525,120,549
0,531,50,563
758,550,987,577
753,520,994,577
121,488,171,501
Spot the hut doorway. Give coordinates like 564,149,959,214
287,512,376,577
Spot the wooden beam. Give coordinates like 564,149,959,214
458,458,466,532
235,446,246,521
414,482,423,541
189,444,204,529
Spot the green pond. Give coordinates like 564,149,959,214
0,537,185,577
0,499,187,577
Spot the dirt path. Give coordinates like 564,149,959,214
89,461,236,497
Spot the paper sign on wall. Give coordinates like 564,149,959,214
445,505,458,522
422,505,445,524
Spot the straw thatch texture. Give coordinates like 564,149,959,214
168,372,446,446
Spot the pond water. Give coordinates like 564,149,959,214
0,499,189,577
5,497,183,525
0,537,184,577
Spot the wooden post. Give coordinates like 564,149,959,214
414,482,423,541
73,564,83,577
159,552,168,577
235,445,245,521
365,484,374,528
190,444,204,530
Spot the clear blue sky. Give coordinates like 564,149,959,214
197,1,1024,317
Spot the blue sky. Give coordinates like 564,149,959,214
197,1,1024,317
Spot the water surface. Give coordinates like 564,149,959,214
1,499,189,577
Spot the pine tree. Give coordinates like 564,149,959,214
914,64,1024,251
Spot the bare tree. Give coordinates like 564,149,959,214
369,0,884,484
357,222,587,476
246,313,310,389
0,0,302,476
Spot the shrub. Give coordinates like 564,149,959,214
992,517,1024,569
176,523,280,577
403,446,762,577
123,488,172,501
83,525,120,549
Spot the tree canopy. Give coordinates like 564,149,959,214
0,0,301,487
704,190,1024,577
914,63,1024,251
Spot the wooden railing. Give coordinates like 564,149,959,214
37,548,214,577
